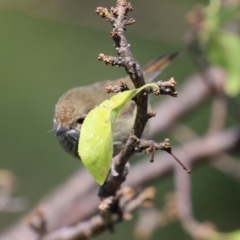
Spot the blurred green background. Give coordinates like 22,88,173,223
0,0,239,239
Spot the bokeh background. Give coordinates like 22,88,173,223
0,0,239,239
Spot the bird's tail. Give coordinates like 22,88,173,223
142,52,179,82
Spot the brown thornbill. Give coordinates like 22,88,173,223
53,53,178,159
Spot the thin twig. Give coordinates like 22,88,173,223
131,135,191,174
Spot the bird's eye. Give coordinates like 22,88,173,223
76,117,85,125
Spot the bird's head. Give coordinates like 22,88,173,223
53,87,94,158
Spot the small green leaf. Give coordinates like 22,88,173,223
78,83,158,185
229,230,240,240
201,2,240,96
209,230,240,240
207,31,240,96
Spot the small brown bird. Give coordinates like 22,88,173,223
54,53,178,159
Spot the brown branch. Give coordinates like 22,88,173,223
174,165,216,239
25,168,98,232
96,0,153,199
42,187,155,240
105,81,130,93
207,96,228,134
127,127,240,187
105,77,177,97
130,135,190,173
172,124,240,190
211,154,240,183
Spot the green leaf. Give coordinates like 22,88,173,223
209,230,240,240
229,230,240,240
205,3,240,30
78,83,158,185
201,2,240,96
207,31,240,96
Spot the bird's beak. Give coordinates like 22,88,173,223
55,126,67,136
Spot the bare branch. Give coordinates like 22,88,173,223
130,135,190,173
96,0,151,199
42,187,155,240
